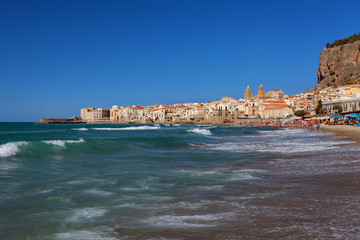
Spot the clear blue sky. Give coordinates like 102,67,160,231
1,0,359,121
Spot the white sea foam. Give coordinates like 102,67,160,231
73,127,88,131
140,195,173,202
67,207,107,222
205,142,247,152
113,203,144,209
196,185,224,191
203,137,351,154
179,168,264,179
93,126,160,131
179,169,221,176
182,168,261,181
258,140,353,153
43,138,85,147
229,171,259,181
257,128,329,138
67,179,87,185
0,162,19,170
167,200,228,210
121,187,146,192
190,168,263,182
38,188,54,194
204,142,270,152
67,178,116,186
168,201,207,209
146,212,233,228
0,141,28,157
84,188,114,196
55,230,117,240
187,128,212,136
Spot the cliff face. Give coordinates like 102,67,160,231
317,40,360,87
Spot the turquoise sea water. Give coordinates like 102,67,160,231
1,123,360,239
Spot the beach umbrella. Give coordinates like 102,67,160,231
344,113,360,120
331,115,343,120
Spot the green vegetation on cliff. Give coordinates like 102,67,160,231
325,33,360,48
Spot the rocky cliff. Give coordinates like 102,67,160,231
317,40,360,87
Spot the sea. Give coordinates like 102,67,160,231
1,123,360,239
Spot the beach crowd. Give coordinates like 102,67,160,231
239,117,360,129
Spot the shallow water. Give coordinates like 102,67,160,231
1,123,360,239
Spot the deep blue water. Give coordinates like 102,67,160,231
1,123,360,239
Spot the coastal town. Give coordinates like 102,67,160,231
74,84,360,124
36,34,360,125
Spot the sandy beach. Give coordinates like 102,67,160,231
317,125,360,144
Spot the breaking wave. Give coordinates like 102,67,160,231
42,138,85,147
187,128,212,136
93,126,161,131
73,128,88,131
0,141,28,157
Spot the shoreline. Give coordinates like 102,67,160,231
32,120,360,145
316,125,360,144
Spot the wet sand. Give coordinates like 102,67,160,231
317,125,360,144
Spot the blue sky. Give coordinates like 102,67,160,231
1,0,359,121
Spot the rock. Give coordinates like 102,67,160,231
317,40,360,87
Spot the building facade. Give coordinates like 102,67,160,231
81,107,110,123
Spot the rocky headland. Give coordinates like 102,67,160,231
317,34,360,87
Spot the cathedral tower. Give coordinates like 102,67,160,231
244,85,253,100
257,84,266,98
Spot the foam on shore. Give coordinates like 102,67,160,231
194,127,356,154
66,207,107,223
145,213,234,228
55,230,117,240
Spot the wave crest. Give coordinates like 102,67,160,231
187,128,212,136
93,126,160,131
43,138,85,147
73,128,88,131
0,141,28,157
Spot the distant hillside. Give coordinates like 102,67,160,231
325,33,360,48
317,34,360,87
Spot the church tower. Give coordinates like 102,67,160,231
244,85,253,100
257,84,266,98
